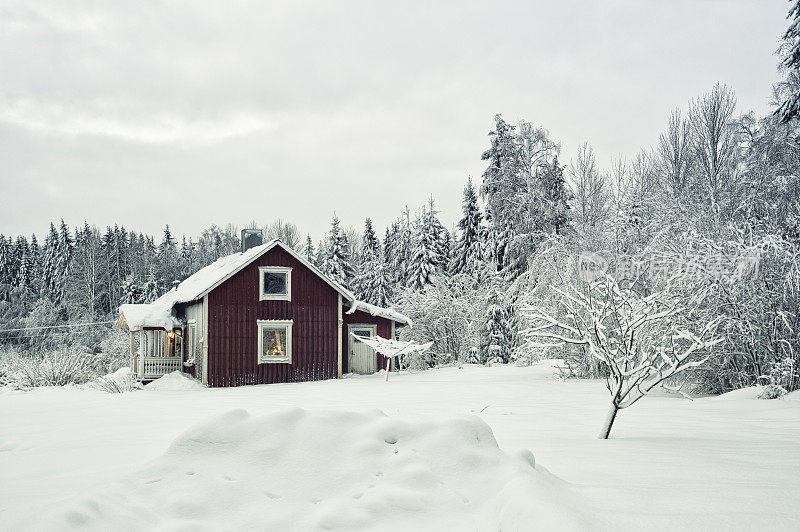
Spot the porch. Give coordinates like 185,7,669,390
129,327,186,381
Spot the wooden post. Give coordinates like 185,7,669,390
129,332,135,379
385,358,391,382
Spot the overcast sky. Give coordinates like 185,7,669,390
0,0,789,243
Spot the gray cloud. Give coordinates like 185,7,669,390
0,0,787,241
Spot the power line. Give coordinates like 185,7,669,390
0,320,115,334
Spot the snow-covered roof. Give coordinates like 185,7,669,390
347,300,412,327
119,241,297,330
117,303,179,331
118,240,406,330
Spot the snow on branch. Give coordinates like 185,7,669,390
521,273,721,439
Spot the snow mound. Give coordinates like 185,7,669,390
528,359,565,378
89,367,138,393
48,409,593,530
144,371,204,391
712,386,766,400
783,389,800,401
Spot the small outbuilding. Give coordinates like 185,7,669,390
116,233,410,387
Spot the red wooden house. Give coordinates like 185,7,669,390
116,234,410,387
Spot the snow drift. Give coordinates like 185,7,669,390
143,371,204,391
47,409,593,531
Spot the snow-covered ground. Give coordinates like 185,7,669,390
1,362,798,530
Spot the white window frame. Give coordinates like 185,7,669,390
259,266,292,301
257,320,293,364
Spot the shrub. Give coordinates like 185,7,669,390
94,329,131,375
92,367,139,393
12,346,93,387
759,384,788,400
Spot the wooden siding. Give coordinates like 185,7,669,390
341,310,394,374
206,246,339,387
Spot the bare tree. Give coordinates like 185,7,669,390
569,142,607,229
523,273,721,439
657,108,692,196
264,219,301,251
689,84,738,206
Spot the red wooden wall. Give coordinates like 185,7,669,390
341,310,394,374
206,246,339,387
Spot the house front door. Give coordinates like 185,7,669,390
348,325,377,374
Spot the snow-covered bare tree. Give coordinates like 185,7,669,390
689,83,739,208
523,273,721,439
396,274,487,366
264,219,302,250
569,142,607,232
657,108,693,196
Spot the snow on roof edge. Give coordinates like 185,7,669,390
347,300,412,327
118,303,179,331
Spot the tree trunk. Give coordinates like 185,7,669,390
598,403,619,439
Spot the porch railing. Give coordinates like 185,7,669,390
139,356,183,380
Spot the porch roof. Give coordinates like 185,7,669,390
346,300,412,327
117,303,179,331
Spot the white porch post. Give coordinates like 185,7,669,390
202,294,209,385
129,331,135,379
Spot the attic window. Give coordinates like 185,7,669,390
257,320,292,363
259,266,291,301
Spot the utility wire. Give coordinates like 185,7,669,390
0,320,115,334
